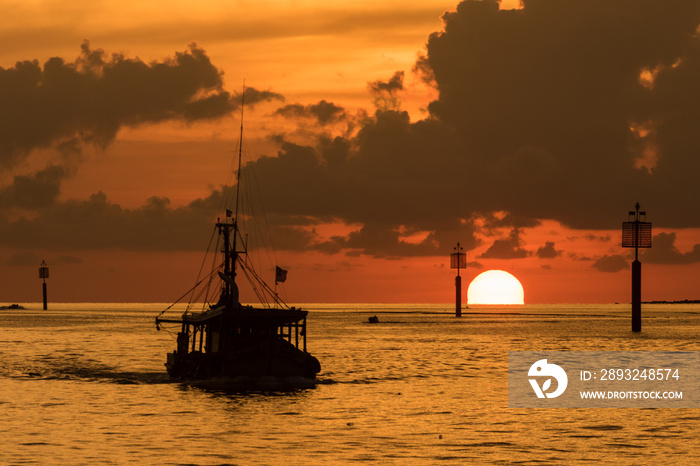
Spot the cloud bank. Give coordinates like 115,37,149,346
3,1,700,267
243,0,700,258
0,42,283,209
0,42,234,169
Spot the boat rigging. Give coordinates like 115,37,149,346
155,89,321,386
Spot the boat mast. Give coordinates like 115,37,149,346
231,86,245,264
215,87,245,309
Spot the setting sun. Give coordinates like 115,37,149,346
467,270,524,305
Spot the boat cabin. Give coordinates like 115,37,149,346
156,305,317,380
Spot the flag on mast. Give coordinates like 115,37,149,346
275,266,288,284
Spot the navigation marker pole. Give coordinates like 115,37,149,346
622,203,652,332
450,242,466,317
39,260,49,310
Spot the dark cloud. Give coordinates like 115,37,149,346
369,71,405,110
0,190,223,251
536,241,560,259
476,212,541,232
275,100,346,126
572,234,612,243
469,260,483,270
241,112,479,257
414,0,700,229
315,223,443,259
0,42,251,170
4,1,700,259
479,228,530,259
238,0,700,258
0,43,284,212
641,232,700,264
237,87,285,108
592,254,628,273
0,165,66,209
369,71,404,94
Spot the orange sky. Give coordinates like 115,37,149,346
2,0,700,304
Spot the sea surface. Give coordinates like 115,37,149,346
1,303,698,465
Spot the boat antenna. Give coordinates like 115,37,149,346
234,83,245,227
230,84,245,275
215,84,246,309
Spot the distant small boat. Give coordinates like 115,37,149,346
0,304,25,310
155,94,321,387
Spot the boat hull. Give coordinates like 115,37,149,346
164,335,321,384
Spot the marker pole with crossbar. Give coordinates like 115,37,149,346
450,243,466,318
622,203,652,332
39,260,49,310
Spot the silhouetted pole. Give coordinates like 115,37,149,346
631,260,641,331
39,260,49,310
450,242,466,317
455,275,461,317
622,203,651,332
